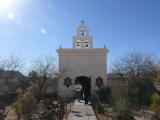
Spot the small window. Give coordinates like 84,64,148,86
85,44,88,47
76,40,82,48
80,30,85,36
96,77,103,88
76,43,81,48
64,77,72,87
84,42,90,48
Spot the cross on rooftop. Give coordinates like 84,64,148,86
80,19,85,24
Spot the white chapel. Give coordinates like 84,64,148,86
57,21,109,97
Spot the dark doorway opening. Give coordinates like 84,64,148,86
75,76,91,93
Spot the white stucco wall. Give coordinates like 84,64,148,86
57,48,108,97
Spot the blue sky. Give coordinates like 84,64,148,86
0,0,160,72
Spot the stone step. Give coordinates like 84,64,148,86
67,100,97,120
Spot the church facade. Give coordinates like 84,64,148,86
57,21,108,97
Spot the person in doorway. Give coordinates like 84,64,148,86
84,85,91,105
74,82,82,101
81,88,85,100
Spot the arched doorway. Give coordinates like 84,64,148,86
75,76,91,93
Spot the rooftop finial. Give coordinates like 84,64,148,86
80,19,85,24
59,44,62,49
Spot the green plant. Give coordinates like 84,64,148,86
151,93,160,112
128,78,157,106
111,82,129,113
95,87,111,105
116,109,134,120
97,105,105,114
44,112,56,120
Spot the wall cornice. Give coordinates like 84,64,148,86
57,48,108,55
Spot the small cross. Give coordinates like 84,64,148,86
81,19,85,24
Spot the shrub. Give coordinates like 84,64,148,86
95,87,111,105
151,93,160,112
97,105,105,114
116,109,135,120
128,78,157,106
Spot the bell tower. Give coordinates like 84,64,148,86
73,20,93,48
57,20,108,97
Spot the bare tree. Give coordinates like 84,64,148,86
30,56,59,100
0,55,25,95
112,52,155,79
0,55,24,71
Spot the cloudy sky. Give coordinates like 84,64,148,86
0,0,160,72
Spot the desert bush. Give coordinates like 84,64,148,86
95,87,111,105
